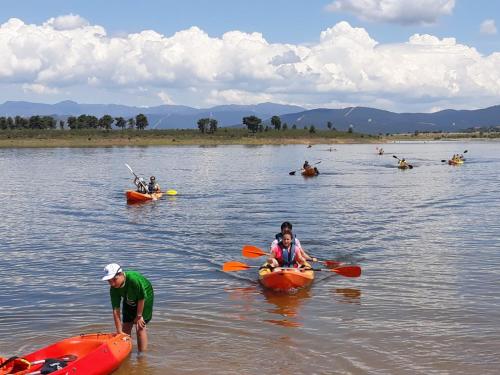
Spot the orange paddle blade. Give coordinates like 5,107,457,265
222,261,251,272
242,245,267,258
331,265,361,278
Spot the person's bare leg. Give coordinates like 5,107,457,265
122,322,133,336
136,325,148,352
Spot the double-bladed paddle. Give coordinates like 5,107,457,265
392,155,413,169
289,161,321,175
222,260,361,277
242,245,343,269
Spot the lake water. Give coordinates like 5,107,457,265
1,142,500,374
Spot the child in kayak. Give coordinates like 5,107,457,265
134,177,148,194
148,176,161,193
102,263,154,352
267,230,309,268
271,221,317,263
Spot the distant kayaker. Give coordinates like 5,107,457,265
148,176,161,194
399,158,408,168
134,177,148,194
303,161,310,169
267,230,308,268
271,221,317,263
102,263,154,352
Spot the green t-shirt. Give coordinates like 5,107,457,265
110,270,154,320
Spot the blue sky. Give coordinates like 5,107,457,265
1,0,499,111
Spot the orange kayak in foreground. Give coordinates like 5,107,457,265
0,333,131,375
126,190,163,203
259,266,315,292
301,167,319,177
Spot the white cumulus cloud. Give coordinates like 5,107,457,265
480,19,497,35
1,16,500,112
325,0,455,25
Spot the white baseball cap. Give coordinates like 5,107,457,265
102,263,122,281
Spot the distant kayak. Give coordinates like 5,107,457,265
301,167,319,177
259,266,314,292
126,190,163,203
448,159,464,165
0,333,131,375
398,165,410,169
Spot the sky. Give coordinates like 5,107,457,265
1,0,499,112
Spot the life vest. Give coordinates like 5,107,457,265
275,242,298,267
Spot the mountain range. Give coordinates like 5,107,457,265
1,100,499,134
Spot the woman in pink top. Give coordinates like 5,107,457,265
267,230,308,268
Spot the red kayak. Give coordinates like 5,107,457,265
0,333,131,375
126,190,163,203
259,266,314,292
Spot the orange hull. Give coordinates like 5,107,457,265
259,267,314,292
1,333,131,375
126,190,163,203
301,167,319,177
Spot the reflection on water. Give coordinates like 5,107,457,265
262,288,311,328
333,288,362,304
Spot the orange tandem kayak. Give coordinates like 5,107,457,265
126,190,163,203
259,266,315,292
0,333,131,375
301,167,319,177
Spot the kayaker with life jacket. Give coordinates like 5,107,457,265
148,176,161,194
271,221,317,263
102,263,154,352
267,230,308,268
399,158,408,168
134,177,148,194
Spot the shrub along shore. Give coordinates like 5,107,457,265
0,128,497,148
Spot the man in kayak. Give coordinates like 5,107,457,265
267,230,308,268
399,158,408,168
148,176,161,194
271,222,317,263
134,177,148,194
102,263,154,352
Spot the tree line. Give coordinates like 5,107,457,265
0,114,149,130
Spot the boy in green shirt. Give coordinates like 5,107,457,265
102,263,154,352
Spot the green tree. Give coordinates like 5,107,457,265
243,115,262,133
309,125,316,133
59,120,65,130
271,115,281,131
283,123,288,130
114,117,126,130
209,119,218,133
6,117,14,129
135,114,148,130
348,125,353,133
197,118,210,133
98,115,114,130
67,116,77,130
327,121,333,130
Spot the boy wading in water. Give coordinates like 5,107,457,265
102,263,154,352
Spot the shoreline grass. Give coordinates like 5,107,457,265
0,129,498,148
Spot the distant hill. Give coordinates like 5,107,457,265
1,100,500,134
275,106,500,134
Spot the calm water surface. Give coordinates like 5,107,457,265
1,142,500,374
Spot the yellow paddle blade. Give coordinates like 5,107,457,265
166,189,178,196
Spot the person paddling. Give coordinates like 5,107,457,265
102,263,154,352
271,222,317,263
134,177,148,194
267,230,308,268
399,158,409,168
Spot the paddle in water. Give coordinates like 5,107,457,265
392,155,413,169
222,260,361,277
241,245,342,268
289,161,321,175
